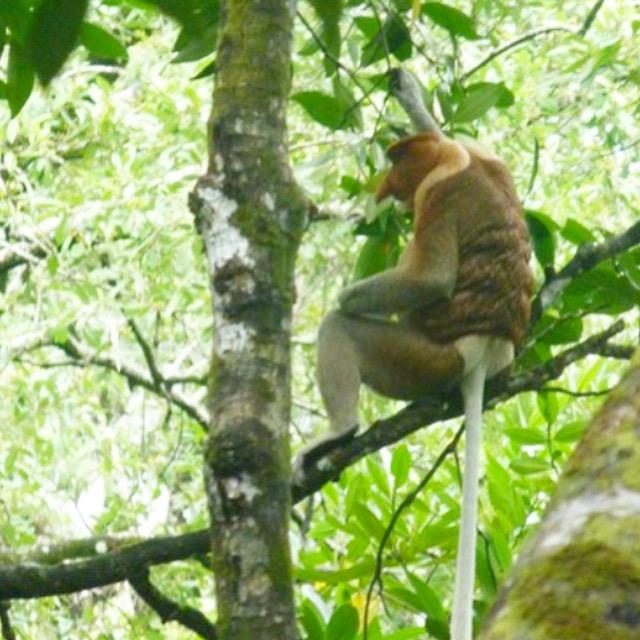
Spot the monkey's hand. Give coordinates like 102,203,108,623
292,426,358,484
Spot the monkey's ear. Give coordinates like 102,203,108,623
386,132,440,163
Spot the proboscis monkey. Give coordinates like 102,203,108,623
296,129,533,640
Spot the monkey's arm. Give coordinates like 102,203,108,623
339,212,458,317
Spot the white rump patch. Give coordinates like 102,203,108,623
454,335,514,378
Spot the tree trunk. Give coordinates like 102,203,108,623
191,2,307,639
480,353,640,639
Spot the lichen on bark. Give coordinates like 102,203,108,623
481,352,640,639
191,1,308,639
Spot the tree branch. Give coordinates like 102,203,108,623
532,219,640,322
0,324,628,601
461,26,574,80
129,568,217,639
293,320,626,500
48,334,208,429
0,530,209,599
127,318,165,389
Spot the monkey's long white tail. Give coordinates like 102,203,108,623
450,363,487,640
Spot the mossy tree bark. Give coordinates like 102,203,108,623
480,353,640,640
191,2,307,639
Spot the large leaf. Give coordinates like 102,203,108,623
292,90,351,130
326,604,358,640
7,43,34,116
28,0,90,84
300,600,325,640
144,0,219,34
172,23,218,63
80,23,128,61
353,236,394,280
308,0,342,75
510,456,549,475
422,2,479,40
361,12,412,66
526,210,557,269
451,82,513,122
391,444,411,488
0,0,32,44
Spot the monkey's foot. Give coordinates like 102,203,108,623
292,426,358,483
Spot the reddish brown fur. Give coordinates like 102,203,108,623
379,136,534,347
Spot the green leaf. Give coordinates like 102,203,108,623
526,211,556,269
333,76,362,130
387,587,424,612
534,316,583,345
416,523,457,550
353,236,396,280
7,43,34,116
300,600,326,640
422,2,479,40
361,12,412,66
367,456,391,495
80,23,128,60
172,23,218,63
620,249,640,291
144,0,219,34
451,82,512,122
510,456,549,475
296,560,375,584
407,573,445,619
391,444,411,488
562,218,595,244
0,0,31,44
308,0,342,75
292,90,350,130
504,428,547,445
538,391,559,425
326,604,358,640
555,420,587,443
564,264,640,314
425,617,450,640
352,503,386,541
28,0,90,84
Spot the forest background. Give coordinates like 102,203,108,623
1,0,640,638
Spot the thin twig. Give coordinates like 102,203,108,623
461,26,573,80
363,425,464,640
541,386,613,398
127,318,165,389
48,334,208,429
579,0,607,36
0,603,16,640
130,568,217,639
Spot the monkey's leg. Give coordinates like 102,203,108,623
296,310,464,474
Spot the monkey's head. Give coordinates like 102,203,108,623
375,133,442,208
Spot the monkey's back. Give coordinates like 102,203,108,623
407,157,534,347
